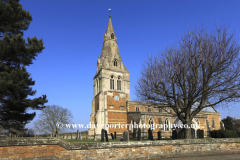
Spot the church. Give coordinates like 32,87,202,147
88,15,224,139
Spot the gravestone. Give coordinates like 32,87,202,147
148,128,153,140
76,130,79,140
120,137,123,141
137,129,142,141
111,133,114,139
172,130,177,140
93,134,97,141
114,132,116,139
132,129,136,138
197,129,204,138
104,130,109,142
197,129,200,138
123,130,129,141
157,131,162,140
101,129,104,142
79,132,82,140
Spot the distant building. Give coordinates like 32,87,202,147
88,16,224,139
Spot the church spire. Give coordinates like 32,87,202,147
104,15,117,42
97,15,129,73
106,15,115,37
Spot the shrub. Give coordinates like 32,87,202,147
210,129,238,138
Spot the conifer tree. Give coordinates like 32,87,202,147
0,0,48,135
222,116,233,130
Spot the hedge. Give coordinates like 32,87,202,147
210,129,238,138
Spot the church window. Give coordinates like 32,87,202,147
212,118,215,128
196,119,200,129
109,105,114,109
114,59,117,66
117,76,121,90
110,75,114,90
136,107,139,112
96,80,98,93
111,33,114,39
131,119,135,132
164,118,169,131
149,117,154,130
99,78,101,92
148,107,151,112
120,106,125,110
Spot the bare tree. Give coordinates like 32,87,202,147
135,26,240,139
21,128,35,137
0,125,8,137
34,105,73,135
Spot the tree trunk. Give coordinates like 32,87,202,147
183,121,192,139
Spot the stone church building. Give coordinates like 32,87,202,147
88,16,224,139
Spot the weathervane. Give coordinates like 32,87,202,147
108,8,111,16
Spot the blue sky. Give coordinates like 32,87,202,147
20,0,240,132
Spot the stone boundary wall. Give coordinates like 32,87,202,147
0,137,240,159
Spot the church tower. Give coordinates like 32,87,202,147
88,15,130,138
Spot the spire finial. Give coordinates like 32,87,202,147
108,8,111,17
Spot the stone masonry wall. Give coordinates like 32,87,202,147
1,137,240,160
107,92,128,134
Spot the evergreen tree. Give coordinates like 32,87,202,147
222,116,233,130
0,0,48,135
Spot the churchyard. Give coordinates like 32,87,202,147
58,128,212,143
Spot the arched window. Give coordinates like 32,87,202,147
159,109,162,113
99,77,101,92
114,59,117,66
164,118,169,131
196,119,200,129
111,33,114,39
148,107,151,112
110,75,114,90
131,118,135,132
136,107,139,112
96,79,98,93
149,117,154,130
212,118,215,129
117,76,121,90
